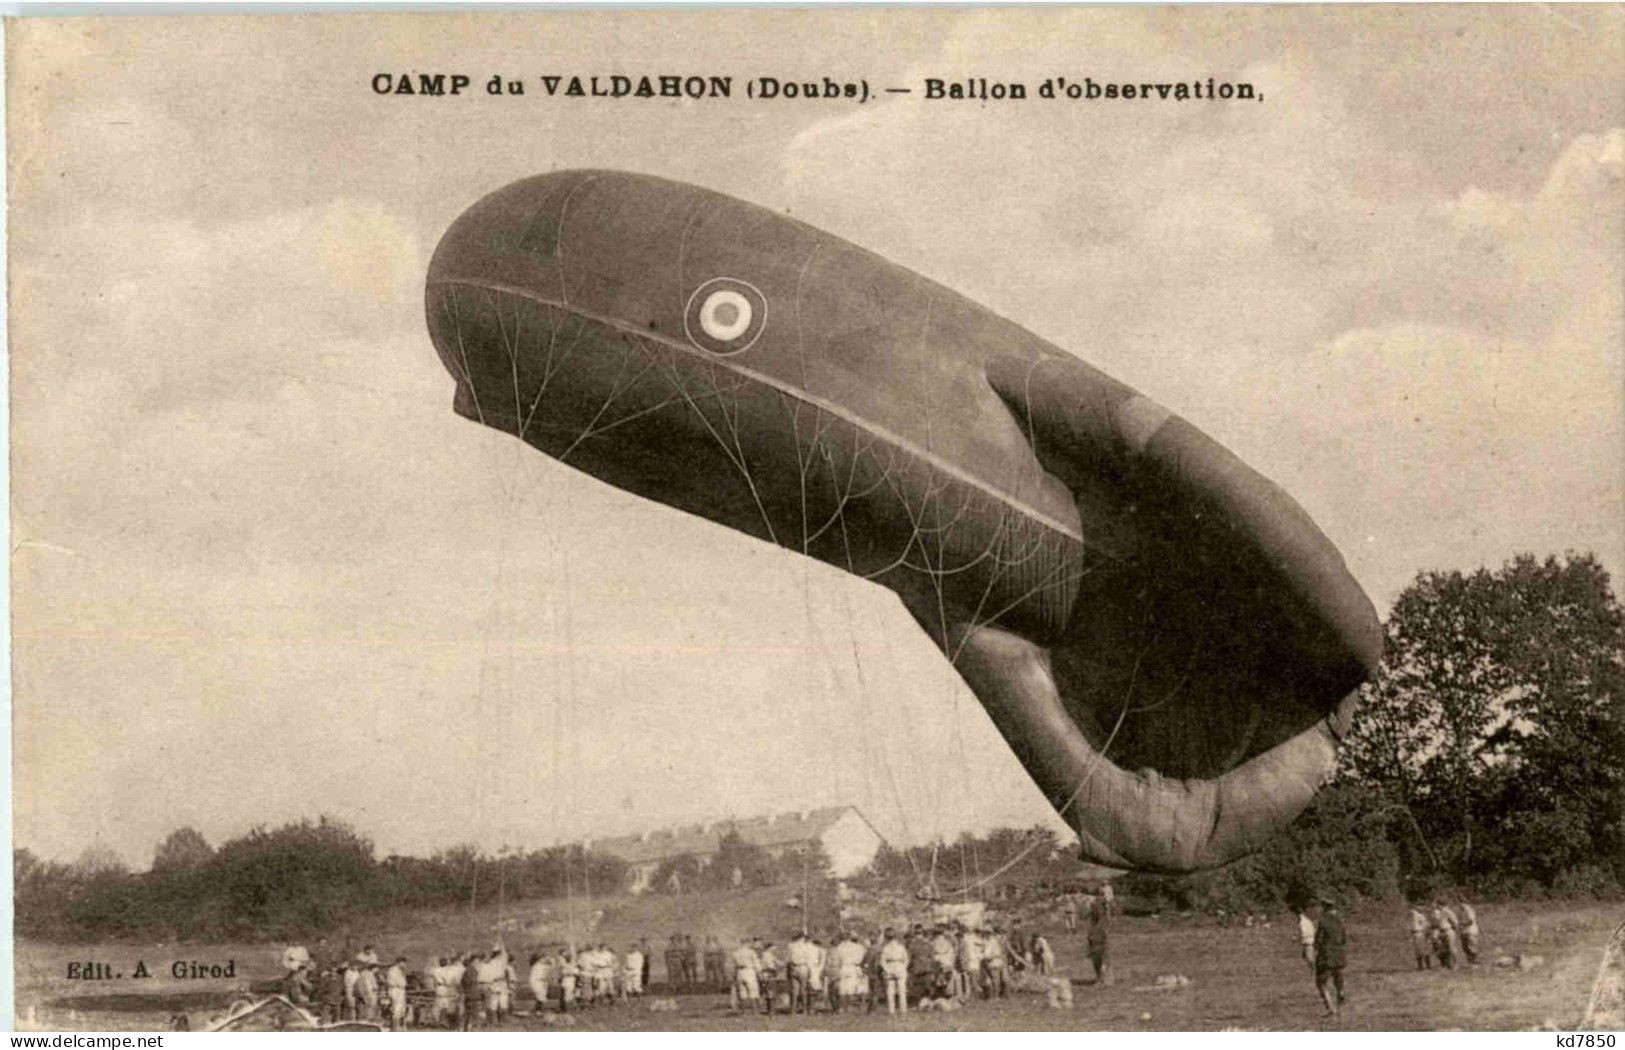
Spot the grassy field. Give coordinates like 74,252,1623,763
14,896,1621,1031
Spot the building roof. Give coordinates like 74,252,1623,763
590,806,879,866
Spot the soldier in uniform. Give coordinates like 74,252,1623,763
1313,896,1348,1019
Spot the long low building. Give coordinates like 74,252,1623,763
591,806,885,894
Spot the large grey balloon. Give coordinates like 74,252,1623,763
425,169,1383,873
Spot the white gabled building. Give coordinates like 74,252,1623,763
594,806,886,894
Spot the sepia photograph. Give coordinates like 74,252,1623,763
6,6,1623,1033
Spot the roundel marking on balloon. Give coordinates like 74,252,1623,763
683,277,768,356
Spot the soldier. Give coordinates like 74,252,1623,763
982,926,1009,998
787,930,814,1013
341,959,360,1020
624,942,645,998
1087,899,1112,986
445,955,468,1028
385,957,409,1030
1313,896,1348,1019
1458,900,1481,964
283,962,314,1007
880,928,910,1015
811,937,831,1010
906,925,933,1006
665,936,683,989
528,952,551,1015
500,950,518,1020
683,934,701,986
758,941,781,1014
459,953,483,1030
357,962,380,1022
864,931,886,1013
832,930,866,1012
1408,904,1432,970
704,936,726,987
558,949,579,1013
1298,907,1318,974
316,965,344,1025
957,924,983,1000
730,937,761,1011
1430,899,1461,969
931,926,956,989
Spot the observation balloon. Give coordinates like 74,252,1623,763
424,170,1383,873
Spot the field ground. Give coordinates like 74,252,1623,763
14,897,1622,1031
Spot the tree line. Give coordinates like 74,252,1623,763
14,817,629,943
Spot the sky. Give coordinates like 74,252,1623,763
9,8,1622,869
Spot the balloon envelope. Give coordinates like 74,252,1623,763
425,170,1382,872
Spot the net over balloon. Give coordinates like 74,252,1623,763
424,170,1383,873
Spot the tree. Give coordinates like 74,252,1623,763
73,844,129,879
1341,553,1624,890
709,828,778,889
650,852,704,894
152,827,214,872
207,816,378,937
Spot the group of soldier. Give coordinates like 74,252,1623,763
1292,894,1485,1020
272,903,1106,1028
1407,898,1482,971
725,915,1089,1016
279,939,654,1030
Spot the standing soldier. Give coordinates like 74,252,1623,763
1298,907,1318,975
624,942,645,998
880,928,910,1015
341,960,360,1021
1458,900,1481,965
664,936,683,990
832,930,866,1012
1408,904,1432,970
787,930,814,1013
316,966,344,1026
957,924,983,1000
810,937,830,1012
559,949,580,1013
1087,899,1112,986
356,962,380,1022
443,955,466,1028
639,937,653,992
684,934,701,986
864,931,886,1013
385,957,409,1030
758,940,781,1014
1430,899,1460,969
730,937,760,1012
931,926,956,990
528,953,551,1016
1313,896,1348,1019
906,925,933,1006
982,926,1009,998
459,954,483,1030
1062,894,1079,935
704,936,726,988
